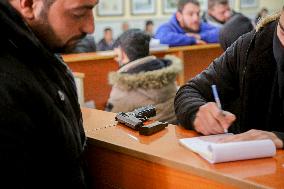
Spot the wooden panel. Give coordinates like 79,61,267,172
68,58,118,109
182,47,223,81
86,146,237,189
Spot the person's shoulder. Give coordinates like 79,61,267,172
255,13,280,32
158,14,177,27
200,21,219,30
0,52,27,74
201,11,208,22
98,38,107,45
0,54,36,93
158,19,173,29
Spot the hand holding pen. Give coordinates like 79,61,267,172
193,85,236,135
211,85,228,133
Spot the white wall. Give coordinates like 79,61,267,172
93,0,283,42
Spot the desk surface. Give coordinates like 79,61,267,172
82,108,284,189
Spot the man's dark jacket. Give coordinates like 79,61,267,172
175,14,284,144
0,1,88,188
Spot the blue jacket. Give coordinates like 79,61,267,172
155,14,220,47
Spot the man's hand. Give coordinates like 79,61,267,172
193,102,236,135
196,39,207,45
186,33,201,39
186,33,206,45
218,129,284,149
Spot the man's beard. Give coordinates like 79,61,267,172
30,8,85,53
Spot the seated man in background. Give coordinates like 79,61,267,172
174,10,284,149
145,20,154,37
97,27,114,51
155,0,220,47
255,7,269,24
106,29,182,124
122,21,130,33
219,13,254,50
202,0,233,28
67,33,96,53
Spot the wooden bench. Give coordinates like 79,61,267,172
63,44,223,110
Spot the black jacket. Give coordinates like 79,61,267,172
175,15,284,144
0,1,88,188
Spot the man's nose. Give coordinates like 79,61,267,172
82,14,95,34
193,14,200,22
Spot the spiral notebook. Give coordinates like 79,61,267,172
179,134,276,164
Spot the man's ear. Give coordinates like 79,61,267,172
176,12,184,27
18,0,36,20
121,49,129,64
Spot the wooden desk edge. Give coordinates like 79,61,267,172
87,136,269,189
62,44,222,63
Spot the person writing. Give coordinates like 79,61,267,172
155,0,220,47
0,0,98,187
174,8,284,149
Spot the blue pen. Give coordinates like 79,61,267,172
211,85,228,133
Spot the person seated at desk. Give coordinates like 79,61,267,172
255,7,269,25
202,0,234,28
105,29,182,124
67,34,96,53
155,0,220,47
219,13,254,50
121,21,130,33
97,27,114,51
174,9,284,149
145,20,154,38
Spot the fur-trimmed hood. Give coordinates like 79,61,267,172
108,55,183,90
256,12,281,32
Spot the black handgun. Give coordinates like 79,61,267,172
115,105,168,135
139,121,168,136
115,112,143,130
115,105,156,130
127,105,156,122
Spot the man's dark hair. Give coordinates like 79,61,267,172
146,20,153,27
208,0,229,9
115,29,150,62
104,27,112,33
177,0,200,13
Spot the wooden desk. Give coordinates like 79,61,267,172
63,44,223,110
82,108,284,189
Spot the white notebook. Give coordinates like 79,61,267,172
179,134,276,164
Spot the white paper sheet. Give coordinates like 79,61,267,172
179,134,276,163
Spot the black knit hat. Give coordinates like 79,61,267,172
219,13,254,50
